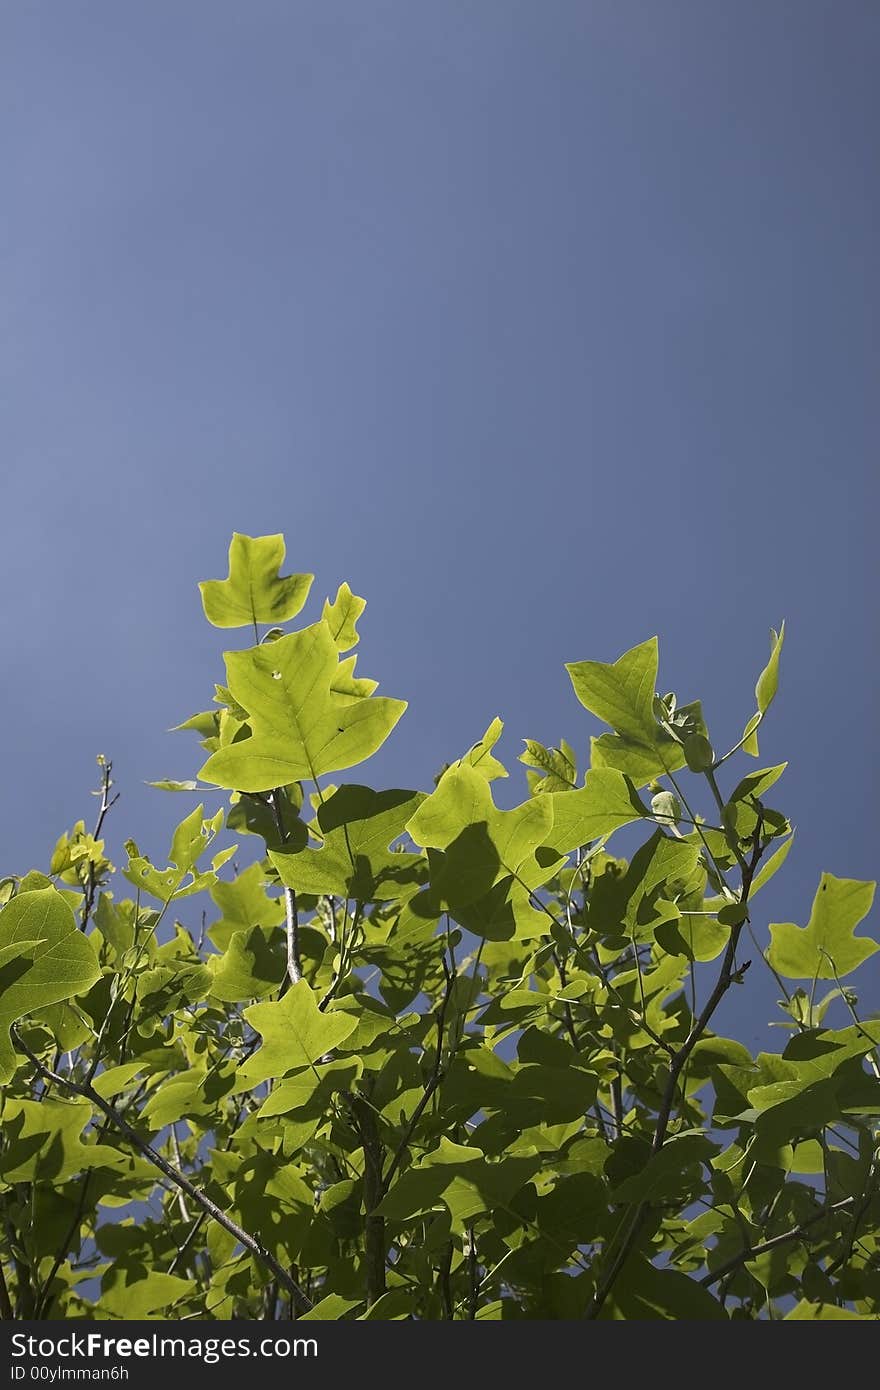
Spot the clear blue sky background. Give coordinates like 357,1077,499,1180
2,1,877,1046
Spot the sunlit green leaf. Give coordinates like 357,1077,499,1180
322,582,366,652
238,981,359,1086
567,637,660,745
407,765,554,905
271,786,425,902
199,532,313,630
768,874,877,980
199,622,406,792
0,888,102,1082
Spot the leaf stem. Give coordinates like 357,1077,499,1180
270,788,302,984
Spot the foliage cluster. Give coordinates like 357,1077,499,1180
1,533,877,1321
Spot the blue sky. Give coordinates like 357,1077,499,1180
2,1,877,1045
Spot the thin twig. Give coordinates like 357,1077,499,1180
168,1212,207,1276
381,960,456,1196
584,819,765,1319
81,757,120,931
170,1126,192,1222
700,1196,855,1288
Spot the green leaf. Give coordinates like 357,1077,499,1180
271,785,425,902
602,1257,728,1320
544,770,649,854
782,1024,880,1077
519,738,577,793
749,832,794,894
406,765,554,905
452,717,508,782
683,734,714,773
742,623,785,756
322,583,366,652
728,763,787,805
756,622,785,714
378,1139,539,1229
300,1294,362,1320
785,1301,867,1321
199,532,313,630
0,888,102,1082
650,789,681,831
208,926,287,1001
198,622,406,792
255,1059,362,1118
657,913,728,964
768,874,877,980
207,861,284,950
0,1098,128,1183
140,1068,209,1130
91,1063,145,1101
587,829,701,942
610,1133,716,1203
238,982,359,1086
453,878,548,942
99,1268,195,1319
590,729,687,785
123,806,235,903
567,637,659,745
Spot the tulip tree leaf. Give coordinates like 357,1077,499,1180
271,785,425,902
610,1133,715,1203
602,1257,728,1321
99,1269,195,1319
5,533,874,1323
742,623,785,756
199,532,313,630
0,1097,128,1183
519,737,578,793
207,862,285,950
452,717,508,783
768,874,877,981
567,638,659,745
208,926,287,1001
406,765,554,906
238,982,359,1086
322,583,366,653
198,622,407,792
300,1294,363,1321
255,1058,362,1119
123,806,236,903
544,769,650,853
0,888,102,1082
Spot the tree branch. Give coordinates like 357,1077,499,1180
584,821,765,1319
700,1196,855,1288
14,1034,313,1315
